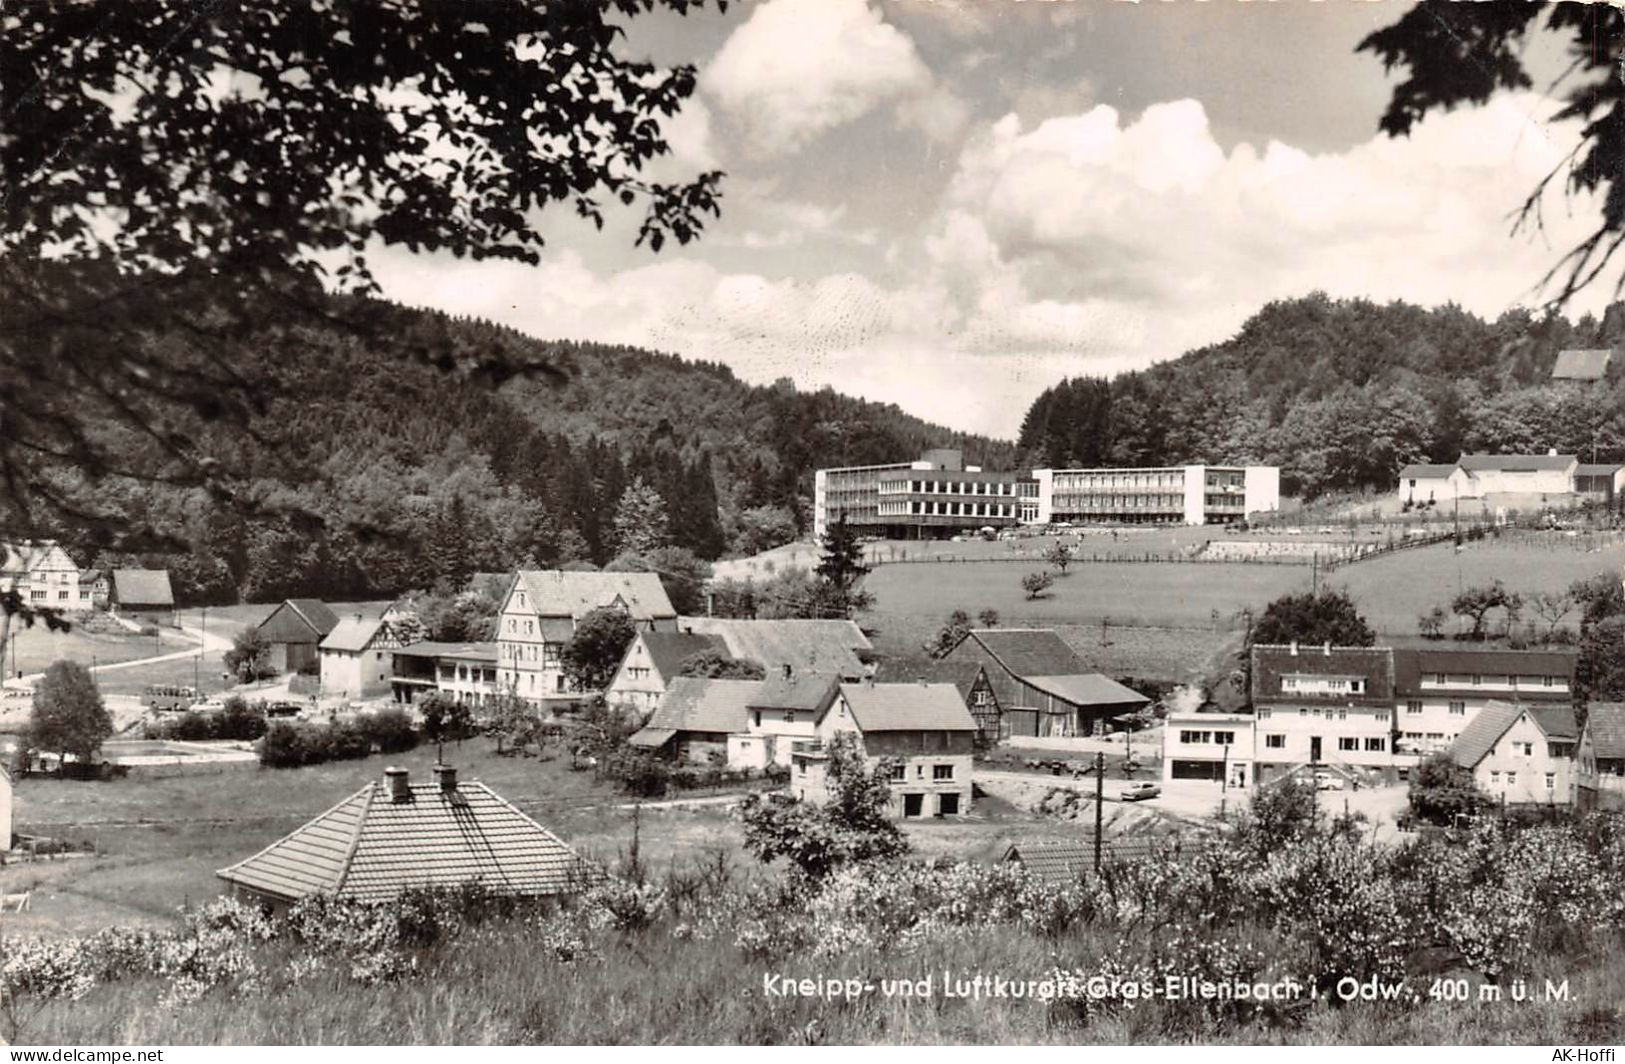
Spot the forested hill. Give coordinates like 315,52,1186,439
27,281,1016,605
1018,293,1625,497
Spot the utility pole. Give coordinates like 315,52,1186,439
1093,751,1104,873
1311,552,1318,596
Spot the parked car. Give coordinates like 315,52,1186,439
265,701,303,718
1314,771,1345,791
1120,781,1161,802
191,698,227,713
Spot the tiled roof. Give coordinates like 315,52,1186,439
515,570,675,623
637,631,728,679
1444,701,1574,767
321,616,389,653
999,836,1201,885
1397,463,1463,479
1251,645,1394,704
395,640,498,663
1585,702,1625,760
1458,453,1577,472
217,772,596,904
1024,674,1149,709
286,599,340,636
627,728,677,749
839,681,976,732
676,617,870,678
872,658,986,700
639,677,758,735
1552,348,1611,381
750,672,840,712
111,569,174,608
1392,645,1576,698
960,628,1087,678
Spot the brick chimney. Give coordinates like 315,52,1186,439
384,766,412,803
432,763,458,793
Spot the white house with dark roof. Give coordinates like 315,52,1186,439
1577,702,1625,810
216,764,597,909
790,680,978,818
1395,463,1473,506
318,614,402,700
1445,700,1580,806
604,630,727,713
1,540,90,612
627,677,759,764
1249,643,1398,784
498,570,677,707
1457,452,1579,497
1391,643,1576,756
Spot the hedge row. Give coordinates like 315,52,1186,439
259,710,418,768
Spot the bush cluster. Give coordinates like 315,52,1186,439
258,709,417,768
145,697,267,742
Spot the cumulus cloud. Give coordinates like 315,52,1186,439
373,93,1605,438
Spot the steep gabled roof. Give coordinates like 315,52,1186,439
675,617,870,678
751,671,841,713
1251,645,1394,705
286,598,340,635
958,628,1087,678
636,631,728,680
110,569,174,608
1024,674,1149,709
514,570,675,623
1585,702,1625,760
638,677,758,736
217,773,595,903
1446,700,1574,768
838,682,976,732
872,658,987,701
320,616,390,653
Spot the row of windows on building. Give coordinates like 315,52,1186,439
1256,707,1393,722
438,664,498,684
878,479,1027,497
1053,494,1187,511
1053,472,1187,491
1281,676,1367,694
1176,730,1388,752
30,589,91,602
880,500,1020,518
500,642,561,666
1419,674,1563,688
1489,770,1558,789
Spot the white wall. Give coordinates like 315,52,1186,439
1181,466,1206,526
1244,466,1281,515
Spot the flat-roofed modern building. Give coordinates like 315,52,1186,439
1032,465,1280,526
812,449,1036,541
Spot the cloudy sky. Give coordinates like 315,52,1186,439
373,0,1600,439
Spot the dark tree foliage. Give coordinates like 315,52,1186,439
811,514,873,619
1360,2,1625,305
1408,755,1494,826
561,607,638,692
28,660,113,766
1251,589,1376,650
675,649,766,680
924,609,973,660
420,691,475,759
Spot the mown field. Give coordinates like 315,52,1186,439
5,623,192,680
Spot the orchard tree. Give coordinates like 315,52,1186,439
924,609,973,659
977,608,1000,629
419,691,475,761
0,0,728,625
561,607,638,692
1045,541,1075,575
1408,755,1493,826
1361,2,1625,306
28,660,113,769
485,690,545,757
1021,571,1054,600
676,650,766,679
224,627,275,681
1451,581,1523,641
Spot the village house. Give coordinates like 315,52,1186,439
941,628,1148,738
1576,702,1625,810
1395,463,1473,507
1574,463,1625,505
1251,643,1398,784
1445,701,1580,806
390,641,500,709
108,569,175,625
872,657,1000,746
1458,452,1579,497
789,680,978,818
735,669,841,769
318,614,402,700
253,598,340,675
1161,710,1257,789
497,570,676,708
216,765,597,910
604,630,728,713
1391,644,1576,757
626,676,758,764
1,540,90,612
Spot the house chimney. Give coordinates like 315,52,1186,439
384,766,412,804
1289,640,1298,656
1323,641,1331,656
1549,448,1558,457
354,612,364,623
432,763,458,793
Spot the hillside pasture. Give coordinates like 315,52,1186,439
5,623,192,679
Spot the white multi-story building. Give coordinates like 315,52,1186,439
1030,465,1280,526
1391,645,1577,757
0,540,91,612
813,449,1034,542
1446,701,1580,806
497,570,677,708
